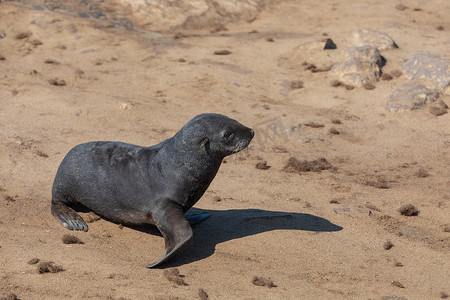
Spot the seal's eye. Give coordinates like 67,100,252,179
223,132,234,140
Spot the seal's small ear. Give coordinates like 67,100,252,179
198,137,210,148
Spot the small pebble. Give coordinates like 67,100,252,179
381,73,393,80
214,50,232,55
16,31,32,39
330,80,342,87
363,83,376,90
430,106,448,116
390,69,403,78
398,204,419,216
391,281,405,288
255,160,269,170
329,128,340,135
252,276,276,288
383,240,394,250
28,258,40,265
395,4,408,11
198,289,208,300
438,100,448,109
290,80,304,89
48,78,66,86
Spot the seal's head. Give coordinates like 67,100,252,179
176,113,254,157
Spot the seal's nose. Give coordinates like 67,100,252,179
249,128,254,138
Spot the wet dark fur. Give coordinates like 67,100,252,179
51,113,254,267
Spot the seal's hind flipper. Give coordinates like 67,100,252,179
147,204,193,268
146,235,191,268
51,201,88,231
185,212,210,225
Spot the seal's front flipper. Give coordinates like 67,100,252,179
185,212,210,225
51,201,88,231
147,204,193,268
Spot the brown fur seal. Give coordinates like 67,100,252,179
51,113,254,268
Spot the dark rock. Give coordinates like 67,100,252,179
430,106,448,116
323,38,337,50
290,80,304,89
214,50,232,55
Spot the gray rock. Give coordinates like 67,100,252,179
353,28,398,50
402,53,450,93
0,30,6,39
332,45,384,86
386,83,440,112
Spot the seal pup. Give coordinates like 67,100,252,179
51,113,254,268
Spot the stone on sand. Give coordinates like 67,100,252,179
353,28,398,50
116,0,268,30
386,83,440,112
402,53,449,93
332,45,384,86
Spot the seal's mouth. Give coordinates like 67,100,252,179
230,127,253,154
232,138,252,154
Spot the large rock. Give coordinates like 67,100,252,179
9,0,270,31
332,45,384,86
386,83,440,112
121,0,269,30
402,53,450,93
353,28,398,50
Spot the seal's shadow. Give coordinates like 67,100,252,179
132,208,343,268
